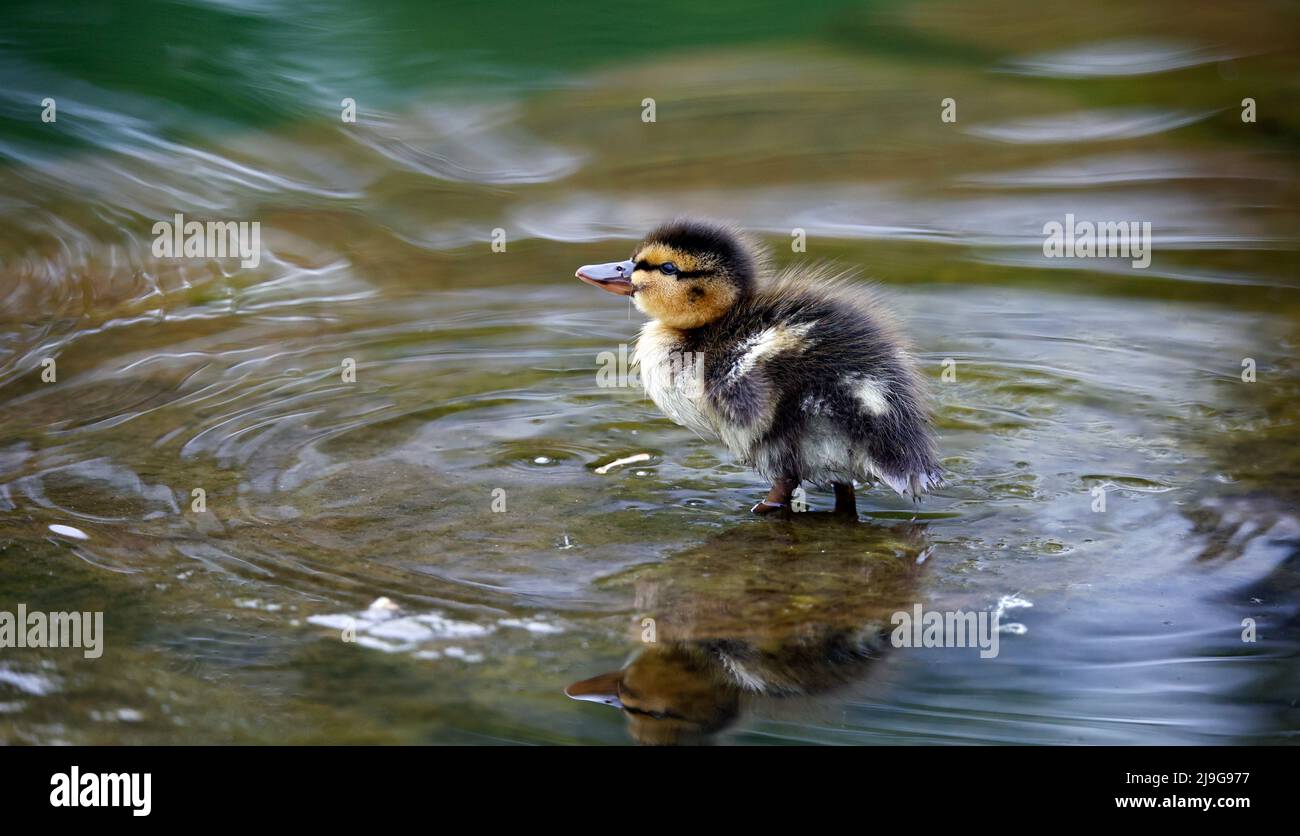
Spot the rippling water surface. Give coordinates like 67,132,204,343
1,0,1298,744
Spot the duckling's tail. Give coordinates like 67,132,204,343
878,466,945,501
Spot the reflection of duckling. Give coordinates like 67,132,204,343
566,518,930,744
566,627,889,745
577,219,941,514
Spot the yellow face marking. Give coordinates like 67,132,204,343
630,243,736,329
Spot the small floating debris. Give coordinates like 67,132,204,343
595,452,652,474
48,524,89,540
557,534,576,550
533,456,552,465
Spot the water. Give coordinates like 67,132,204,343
1,0,1298,744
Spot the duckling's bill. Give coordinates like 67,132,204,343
564,669,624,708
576,259,636,296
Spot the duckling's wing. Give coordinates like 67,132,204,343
706,319,818,430
762,267,942,498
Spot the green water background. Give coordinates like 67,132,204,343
0,0,1297,744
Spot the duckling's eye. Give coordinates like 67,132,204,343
660,262,678,276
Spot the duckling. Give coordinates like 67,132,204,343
577,219,941,514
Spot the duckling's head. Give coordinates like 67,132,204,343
565,645,741,745
576,219,759,330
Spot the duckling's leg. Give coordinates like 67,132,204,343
832,482,857,515
752,476,798,514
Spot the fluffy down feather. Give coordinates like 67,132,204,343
636,258,942,497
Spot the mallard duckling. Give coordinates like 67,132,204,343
577,219,942,514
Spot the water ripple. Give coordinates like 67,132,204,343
967,107,1211,144
1005,39,1236,78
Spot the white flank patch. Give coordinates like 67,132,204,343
849,375,891,416
728,327,780,381
728,321,815,383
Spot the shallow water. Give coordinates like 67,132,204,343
1,0,1298,744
